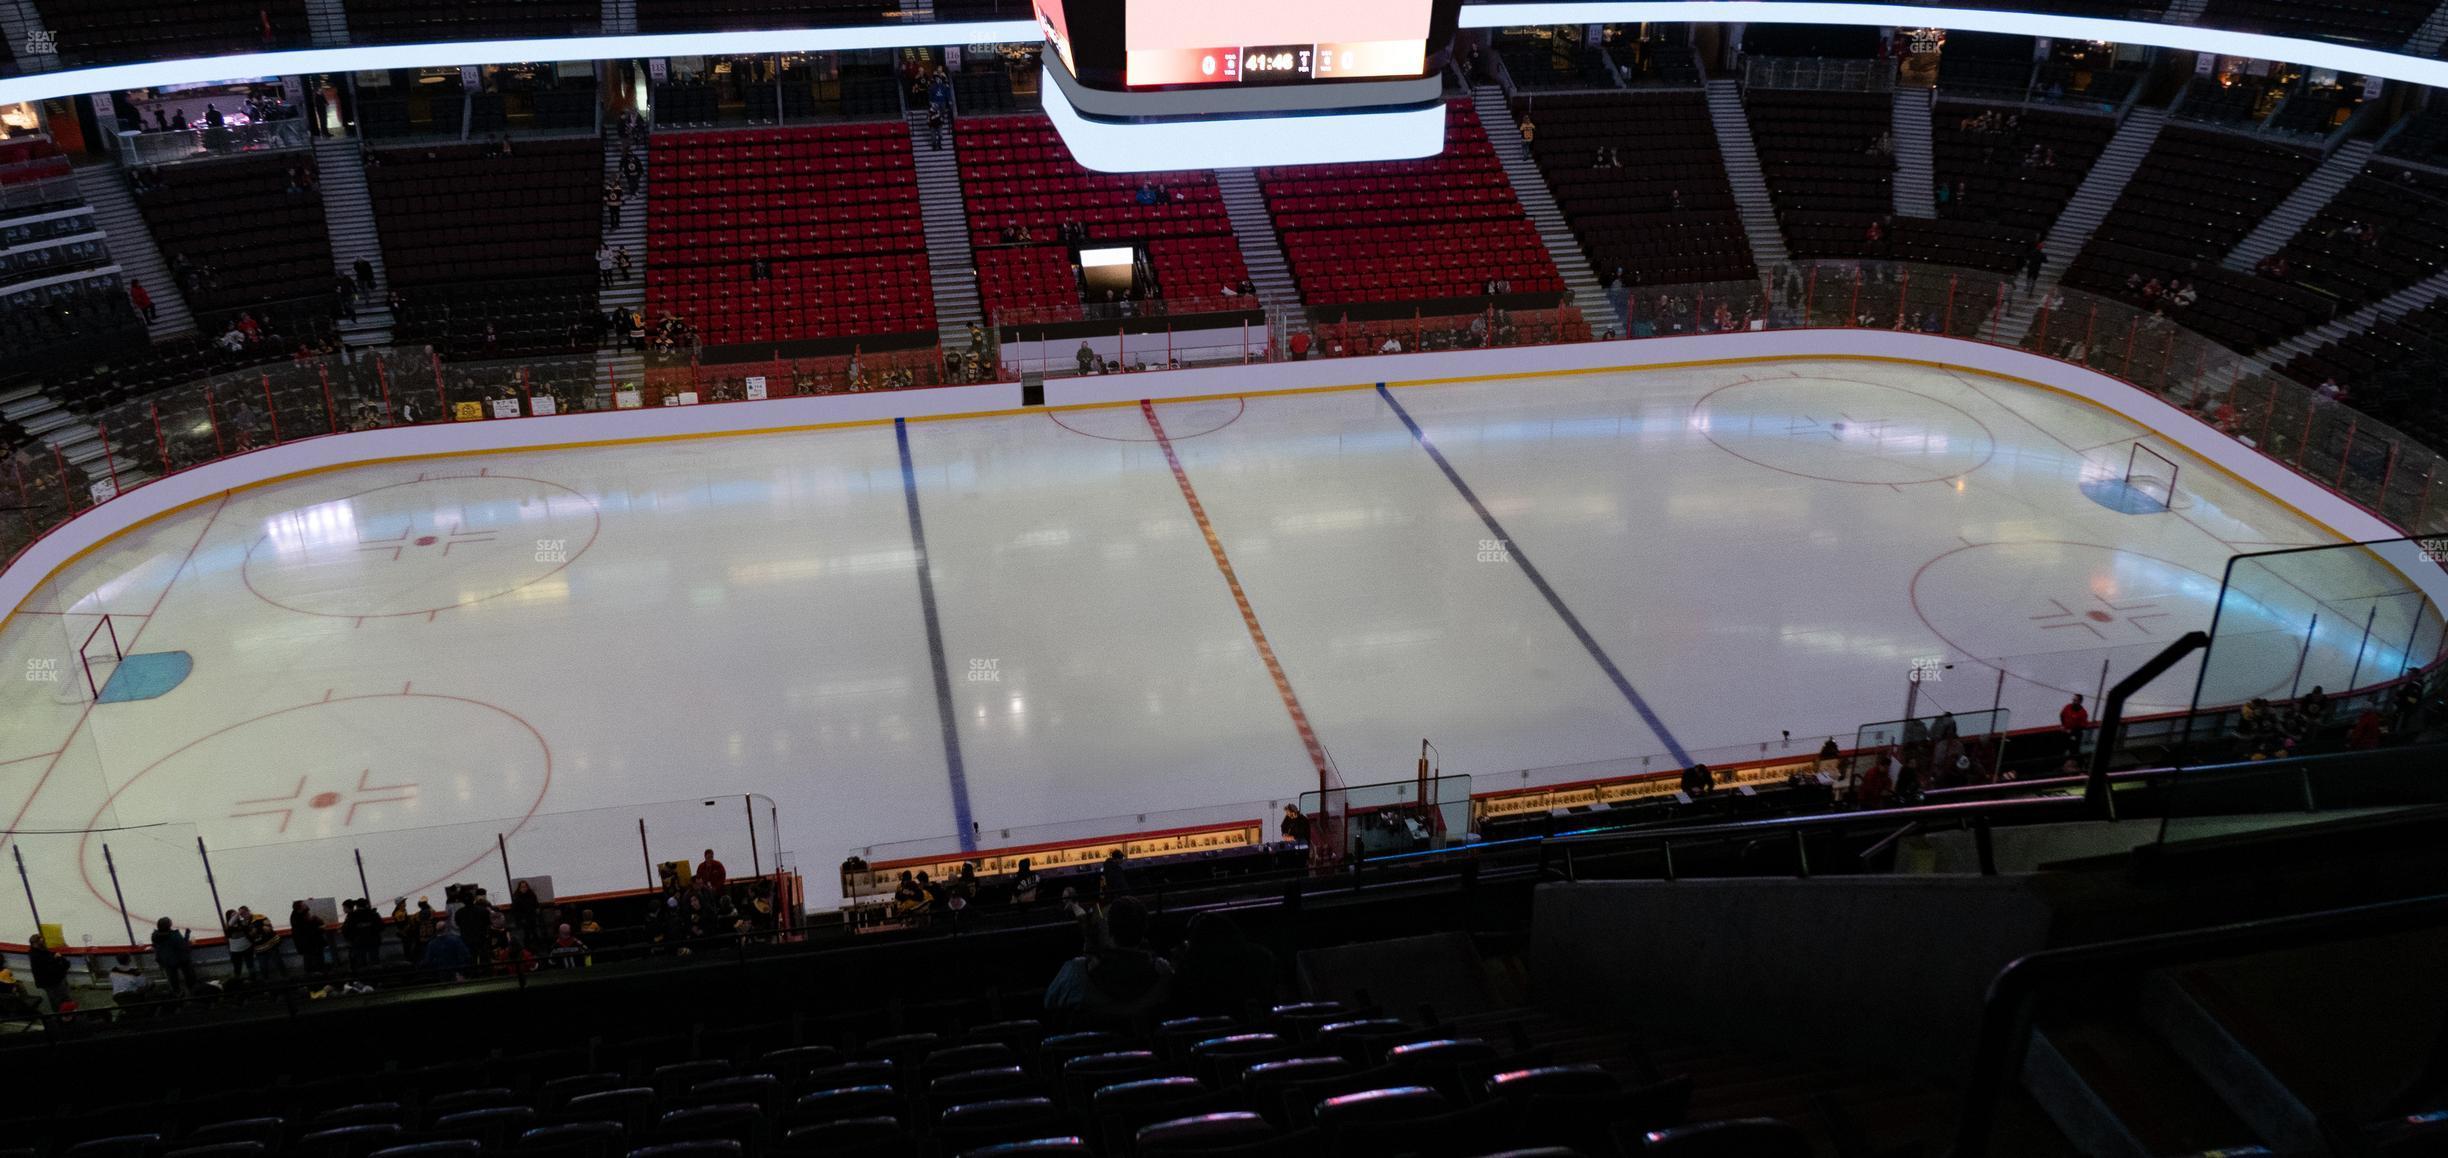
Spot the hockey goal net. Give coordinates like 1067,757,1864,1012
2125,443,2181,512
46,614,122,704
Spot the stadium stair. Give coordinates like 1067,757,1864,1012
2223,139,2375,273
1704,79,1792,272
596,121,646,397
1213,167,1307,336
1474,84,1617,330
1892,88,1939,219
2268,263,2448,360
601,0,635,35
304,0,348,45
70,160,196,341
2408,0,2448,54
315,136,394,345
1997,107,2168,345
907,107,983,355
0,0,55,70
2162,0,2211,23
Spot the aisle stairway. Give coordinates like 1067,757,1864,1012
70,161,195,340
2223,139,2374,272
2266,264,2448,361
1997,107,2169,345
314,136,393,346
305,0,349,45
1892,88,1938,219
1474,85,1615,329
1703,79,1792,272
1213,168,1305,335
2409,0,2448,55
0,0,54,70
597,122,647,396
2161,0,2210,23
906,108,983,354
601,0,636,36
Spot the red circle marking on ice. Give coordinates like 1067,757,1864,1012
241,473,601,620
73,691,553,936
1048,397,1246,442
311,791,341,808
2087,610,2113,623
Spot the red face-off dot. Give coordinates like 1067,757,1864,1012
2087,610,2114,622
415,535,438,546
311,791,342,808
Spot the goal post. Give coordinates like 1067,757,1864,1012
70,613,121,702
2125,443,2180,511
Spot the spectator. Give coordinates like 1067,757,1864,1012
247,908,285,977
1280,803,1311,844
550,923,589,968
128,280,156,323
597,245,616,288
1011,858,1041,906
1076,341,1096,375
150,918,198,993
927,104,945,149
455,891,493,961
615,246,632,282
108,956,150,1000
2060,693,2089,761
354,257,376,293
2349,706,2384,750
604,185,624,231
510,880,544,946
1288,331,1311,361
750,256,771,281
27,934,71,1010
1100,848,1132,900
223,909,257,979
2393,671,2427,735
1168,911,1276,1016
290,900,328,974
1045,896,1171,1031
420,922,475,981
697,848,728,892
1518,116,1535,144
342,899,384,972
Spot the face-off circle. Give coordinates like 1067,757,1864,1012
1692,376,1995,485
243,473,600,619
1909,541,2309,712
1049,398,1245,441
78,692,551,932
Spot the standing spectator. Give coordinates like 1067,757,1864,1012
604,185,624,232
420,922,474,981
2348,706,2384,750
620,149,644,195
2393,671,2427,735
26,934,71,1010
1076,341,1096,376
247,908,285,977
455,891,493,962
1044,896,1170,1031
128,280,156,323
696,848,728,893
1011,858,1041,906
1100,848,1132,900
927,104,945,149
354,257,376,293
2023,241,2046,289
597,245,616,288
510,880,544,946
222,909,256,979
1279,803,1311,845
1518,116,1535,144
2060,693,2089,762
394,898,426,964
1288,331,1311,361
342,899,384,972
615,246,632,282
289,900,328,975
150,918,198,993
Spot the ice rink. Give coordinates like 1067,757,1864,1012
0,356,2424,942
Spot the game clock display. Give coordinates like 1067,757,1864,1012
1033,0,1459,92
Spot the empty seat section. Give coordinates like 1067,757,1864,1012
2062,126,2324,352
646,122,935,346
1746,89,1894,259
341,0,597,42
2199,0,2434,45
133,155,336,321
1522,91,1757,287
1260,101,1563,307
368,139,604,357
1888,103,2113,272
955,114,1247,322
28,0,308,64
2271,163,2448,315
635,0,888,31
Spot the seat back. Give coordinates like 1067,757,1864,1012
1640,1117,1812,1158
1135,1112,1276,1157
298,1124,406,1158
784,1085,898,1129
432,1107,539,1150
515,1121,629,1158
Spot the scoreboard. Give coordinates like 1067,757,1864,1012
1035,0,1458,93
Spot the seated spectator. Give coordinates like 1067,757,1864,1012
1169,912,1276,1017
107,955,149,999
1045,896,1170,1031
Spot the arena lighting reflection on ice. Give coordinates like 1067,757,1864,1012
6,3,2447,108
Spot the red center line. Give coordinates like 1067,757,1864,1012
1,493,228,854
1140,400,1334,788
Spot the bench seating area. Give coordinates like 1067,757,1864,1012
1888,104,2114,273
133,156,334,317
646,123,934,345
1261,102,1563,306
1522,92,1757,287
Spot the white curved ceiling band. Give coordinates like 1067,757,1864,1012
2,4,2441,108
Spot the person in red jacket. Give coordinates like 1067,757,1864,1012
696,848,728,893
1288,331,1311,361
2060,694,2089,761
128,280,155,323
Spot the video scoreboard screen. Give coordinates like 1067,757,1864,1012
1035,0,1456,92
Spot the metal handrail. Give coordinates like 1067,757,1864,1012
1951,891,2448,1157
